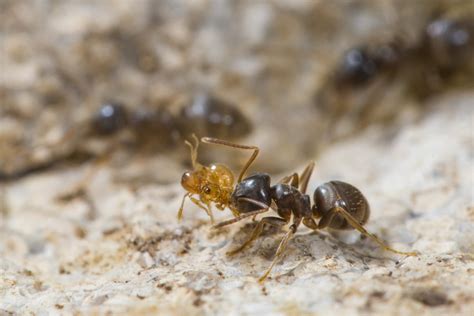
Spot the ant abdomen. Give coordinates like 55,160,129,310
178,94,252,140
313,181,370,230
230,173,272,213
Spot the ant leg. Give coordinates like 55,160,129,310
227,217,287,256
258,218,301,283
213,197,272,228
201,137,259,182
213,207,270,229
189,196,214,223
278,173,299,188
177,193,191,220
277,161,314,191
327,207,418,256
317,211,337,229
299,161,315,194
185,134,200,168
302,217,318,230
56,152,111,203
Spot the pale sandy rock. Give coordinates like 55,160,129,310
1,92,473,315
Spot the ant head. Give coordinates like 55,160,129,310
181,170,201,194
178,135,236,221
181,164,232,202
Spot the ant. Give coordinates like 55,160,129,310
178,93,252,141
88,102,180,149
0,91,253,182
89,94,252,151
178,136,418,282
55,96,252,207
316,14,474,134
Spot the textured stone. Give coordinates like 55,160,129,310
1,93,473,315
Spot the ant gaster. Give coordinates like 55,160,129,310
178,136,418,282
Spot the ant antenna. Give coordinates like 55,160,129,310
185,134,200,168
201,137,259,182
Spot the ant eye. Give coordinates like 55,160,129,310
203,186,211,194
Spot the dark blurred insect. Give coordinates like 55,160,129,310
328,15,473,94
178,93,252,140
178,136,417,282
0,94,252,182
88,102,180,149
316,14,474,140
90,94,252,147
409,16,474,98
333,43,401,88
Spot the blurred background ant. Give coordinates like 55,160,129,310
315,13,474,141
56,93,253,205
89,93,252,150
0,92,252,182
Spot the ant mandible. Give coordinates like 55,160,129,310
178,136,418,282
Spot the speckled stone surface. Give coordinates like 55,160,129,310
1,92,473,315
2,0,474,315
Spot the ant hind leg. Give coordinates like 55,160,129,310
330,207,418,256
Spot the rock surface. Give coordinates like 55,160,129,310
1,92,473,315
1,1,474,315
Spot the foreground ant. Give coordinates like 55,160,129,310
178,136,418,282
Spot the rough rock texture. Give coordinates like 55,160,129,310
3,0,468,175
1,92,473,315
1,1,474,315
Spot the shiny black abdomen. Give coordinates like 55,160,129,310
231,173,272,213
313,180,370,229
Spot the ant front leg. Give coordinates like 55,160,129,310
321,207,418,256
227,216,287,256
201,137,259,182
177,192,191,220
189,196,215,223
212,198,272,229
179,193,215,223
